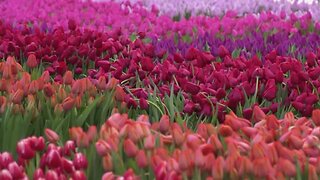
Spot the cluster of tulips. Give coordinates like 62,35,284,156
2,109,320,179
0,0,319,179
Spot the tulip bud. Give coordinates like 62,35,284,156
45,128,60,143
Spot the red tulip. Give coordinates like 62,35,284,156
218,45,230,58
183,82,200,95
262,79,277,101
45,128,60,143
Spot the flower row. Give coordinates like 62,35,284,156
2,109,320,179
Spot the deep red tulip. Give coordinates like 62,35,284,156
0,152,13,169
45,170,59,180
7,162,24,179
68,19,77,31
262,79,277,101
61,157,75,174
46,149,61,169
0,169,13,180
73,153,88,170
218,45,229,58
33,168,44,180
16,140,35,160
63,140,76,156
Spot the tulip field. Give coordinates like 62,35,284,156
1,0,320,179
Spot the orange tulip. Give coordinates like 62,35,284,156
252,157,273,178
172,126,185,146
63,70,74,85
276,158,296,177
106,77,118,90
312,109,320,126
96,76,107,91
26,53,38,69
135,150,148,168
252,105,266,123
28,80,39,94
218,125,233,137
62,97,75,111
224,111,251,131
43,83,55,97
159,115,170,134
102,154,113,171
207,134,223,154
144,135,155,150
12,88,24,104
212,156,224,179
95,140,111,156
123,139,138,157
